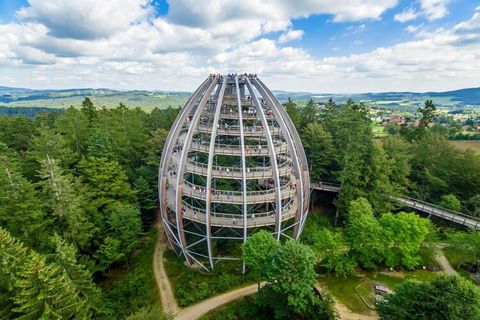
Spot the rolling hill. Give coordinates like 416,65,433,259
1,86,479,111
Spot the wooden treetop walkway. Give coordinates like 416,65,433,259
310,182,480,230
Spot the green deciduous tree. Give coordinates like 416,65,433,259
410,133,480,202
301,215,356,277
260,240,333,319
379,212,431,269
377,275,480,320
438,194,462,211
345,198,384,269
308,227,356,278
243,230,279,288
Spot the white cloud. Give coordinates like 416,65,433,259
394,8,419,23
419,0,450,21
344,24,366,36
17,0,153,40
278,29,304,44
405,24,421,33
0,0,479,93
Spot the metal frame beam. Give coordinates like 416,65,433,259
205,76,227,269
244,76,283,240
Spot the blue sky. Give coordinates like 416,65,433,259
0,0,479,92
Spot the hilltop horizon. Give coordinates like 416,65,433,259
1,84,480,96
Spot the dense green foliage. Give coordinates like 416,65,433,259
448,230,480,274
0,99,179,318
242,230,279,287
377,275,480,319
163,250,255,306
243,232,337,320
302,197,433,275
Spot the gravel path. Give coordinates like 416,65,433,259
175,284,261,320
435,249,457,275
153,223,180,313
333,299,377,320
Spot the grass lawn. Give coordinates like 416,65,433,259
450,140,480,154
355,279,375,308
319,269,441,314
319,275,368,313
442,246,475,280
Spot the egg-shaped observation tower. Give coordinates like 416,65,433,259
158,74,310,271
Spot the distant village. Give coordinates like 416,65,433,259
313,102,480,139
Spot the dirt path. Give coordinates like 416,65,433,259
435,250,457,275
333,298,377,320
175,284,261,320
153,223,180,313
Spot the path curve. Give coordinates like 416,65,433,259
153,223,180,313
154,223,262,319
435,249,457,275
175,284,261,320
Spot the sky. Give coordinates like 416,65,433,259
0,0,479,93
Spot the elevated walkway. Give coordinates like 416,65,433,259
197,123,281,137
167,178,297,205
184,159,293,180
189,140,288,156
310,182,480,230
165,192,297,228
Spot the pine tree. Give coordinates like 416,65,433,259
12,252,87,319
78,156,136,214
1,228,91,319
81,97,97,124
55,107,90,156
51,235,100,310
0,156,48,250
37,156,94,249
0,228,28,318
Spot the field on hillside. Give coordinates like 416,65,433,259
0,89,189,111
450,140,480,153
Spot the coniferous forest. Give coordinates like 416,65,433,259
0,98,178,319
